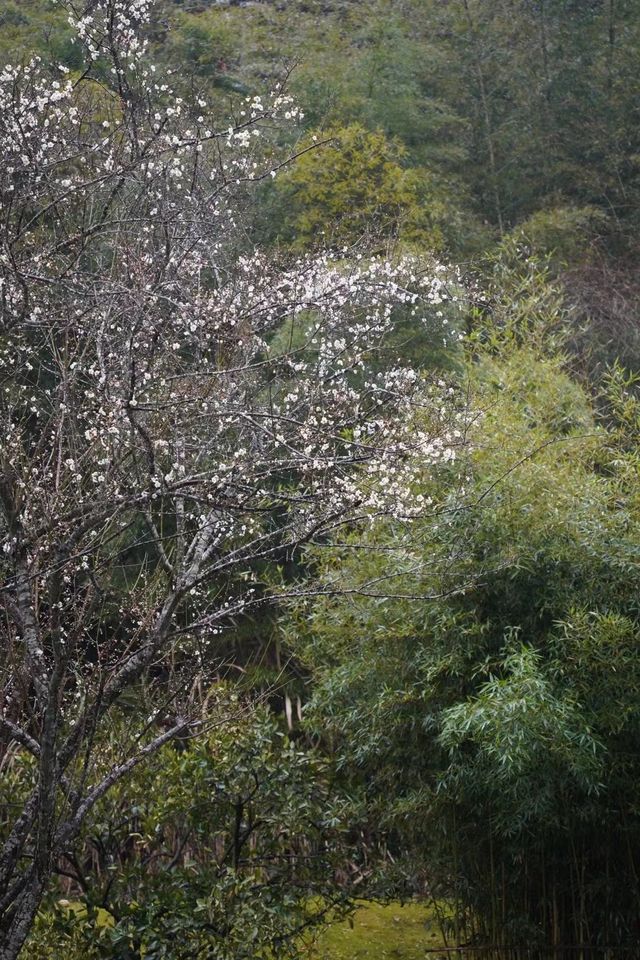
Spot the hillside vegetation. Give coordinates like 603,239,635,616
1,2,639,958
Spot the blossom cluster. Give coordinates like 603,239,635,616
1,0,465,659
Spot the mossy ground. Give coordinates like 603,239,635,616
305,900,444,959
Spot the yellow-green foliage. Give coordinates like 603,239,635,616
278,125,445,250
501,205,610,269
27,902,114,960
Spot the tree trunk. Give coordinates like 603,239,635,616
0,879,45,960
461,0,504,234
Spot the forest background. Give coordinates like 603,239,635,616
1,0,640,957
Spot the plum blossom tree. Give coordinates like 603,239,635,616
0,1,459,955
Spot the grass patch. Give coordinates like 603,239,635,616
305,900,444,959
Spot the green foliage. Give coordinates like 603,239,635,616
292,299,640,946
440,647,605,833
26,703,354,960
0,0,82,68
469,251,570,356
214,0,640,242
12,0,640,256
4,2,640,953
501,205,610,270
164,9,247,91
